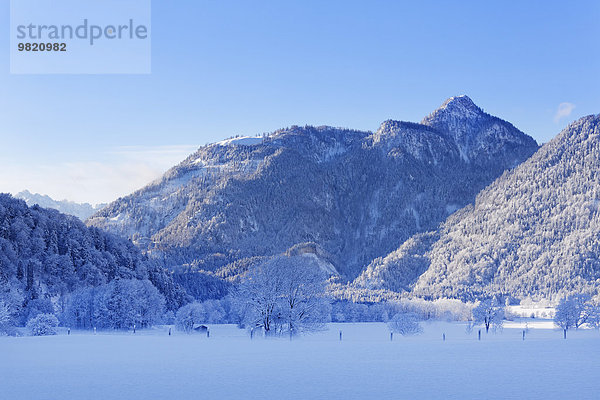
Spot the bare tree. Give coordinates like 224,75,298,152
387,312,423,336
586,302,600,330
234,258,285,335
278,256,330,337
472,298,504,333
570,294,593,329
554,294,593,338
235,255,330,337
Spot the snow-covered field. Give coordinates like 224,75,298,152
2,321,600,400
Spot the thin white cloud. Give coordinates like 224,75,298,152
1,145,199,206
554,102,576,123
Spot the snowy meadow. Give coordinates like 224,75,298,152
2,320,600,400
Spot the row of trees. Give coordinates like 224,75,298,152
63,279,165,329
1,255,334,336
467,294,600,338
5,246,600,339
0,194,190,336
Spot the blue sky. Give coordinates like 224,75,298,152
1,0,599,204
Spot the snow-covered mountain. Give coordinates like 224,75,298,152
356,114,600,300
15,190,106,221
422,95,537,170
88,96,538,280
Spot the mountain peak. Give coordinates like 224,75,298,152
420,95,537,165
426,95,483,121
441,94,479,108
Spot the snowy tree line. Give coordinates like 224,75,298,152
0,194,442,337
6,190,600,338
63,279,165,329
0,194,189,334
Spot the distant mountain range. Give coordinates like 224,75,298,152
88,95,539,283
15,190,106,221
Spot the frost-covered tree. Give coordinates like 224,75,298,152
0,301,10,325
234,255,330,336
173,298,228,331
0,194,189,326
586,302,600,329
472,298,504,333
277,256,330,336
21,298,54,325
26,313,59,336
570,294,593,328
95,279,165,330
202,299,226,323
387,312,423,336
63,279,165,330
554,294,593,338
63,287,97,329
233,261,283,334
175,302,206,333
0,300,11,335
0,286,23,335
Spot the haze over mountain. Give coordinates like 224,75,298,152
16,190,106,221
88,96,538,281
356,114,600,300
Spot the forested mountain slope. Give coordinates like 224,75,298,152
88,96,538,280
0,195,189,323
356,115,600,300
